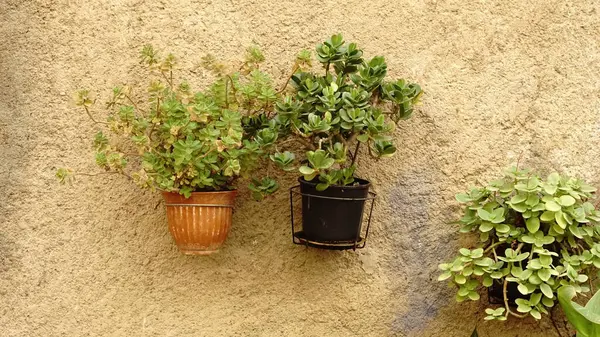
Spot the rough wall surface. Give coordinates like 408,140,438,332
1,0,599,336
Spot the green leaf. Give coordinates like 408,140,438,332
540,211,555,222
356,134,369,142
518,283,530,295
510,202,528,213
438,271,452,281
479,222,494,232
511,194,527,204
459,248,471,256
558,286,600,336
316,183,329,191
545,200,562,212
559,195,576,207
468,291,480,301
555,211,567,229
299,166,315,175
454,274,466,284
540,283,553,298
526,217,540,233
530,309,542,320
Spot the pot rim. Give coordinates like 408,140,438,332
297,176,371,190
161,189,237,196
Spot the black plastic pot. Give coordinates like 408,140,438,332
298,177,371,243
488,280,526,306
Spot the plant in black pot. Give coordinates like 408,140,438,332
267,34,422,247
438,167,600,322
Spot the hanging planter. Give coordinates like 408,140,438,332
163,190,236,255
265,34,422,249
57,44,286,254
289,177,377,250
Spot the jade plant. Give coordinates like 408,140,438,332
57,45,282,198
438,167,600,321
268,34,423,190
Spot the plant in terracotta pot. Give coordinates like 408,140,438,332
267,34,423,247
57,45,281,254
438,167,600,321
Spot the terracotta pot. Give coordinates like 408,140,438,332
162,190,237,255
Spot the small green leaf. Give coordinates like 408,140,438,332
559,195,576,207
356,134,369,142
511,194,527,204
540,211,555,222
540,283,553,298
526,217,540,233
545,200,561,212
299,166,315,175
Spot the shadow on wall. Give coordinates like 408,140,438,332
385,168,459,335
0,232,20,276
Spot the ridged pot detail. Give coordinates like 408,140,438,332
162,190,237,255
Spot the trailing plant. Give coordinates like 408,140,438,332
558,286,600,337
57,45,283,199
438,167,600,321
268,34,423,190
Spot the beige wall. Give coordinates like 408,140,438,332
1,0,599,336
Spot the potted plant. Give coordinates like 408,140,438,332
267,34,423,246
438,167,600,321
57,45,281,254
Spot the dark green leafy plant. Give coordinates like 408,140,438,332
439,167,600,321
558,286,600,337
57,45,282,199
268,34,423,190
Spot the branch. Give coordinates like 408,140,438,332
484,241,503,255
503,277,528,319
83,106,108,125
124,94,147,115
277,64,299,94
504,243,527,319
160,71,173,88
350,142,360,167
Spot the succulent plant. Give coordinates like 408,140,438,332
57,45,282,199
267,34,423,190
439,167,600,321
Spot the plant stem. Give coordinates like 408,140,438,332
503,243,527,319
160,72,173,88
484,241,503,254
83,106,108,125
291,126,316,150
503,277,528,319
277,64,298,94
124,94,147,115
224,76,229,108
325,61,330,76
350,141,360,167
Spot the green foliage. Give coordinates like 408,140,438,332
558,286,600,337
439,167,600,321
248,177,279,201
269,34,422,189
59,45,282,198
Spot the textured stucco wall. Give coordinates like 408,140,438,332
1,0,600,336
